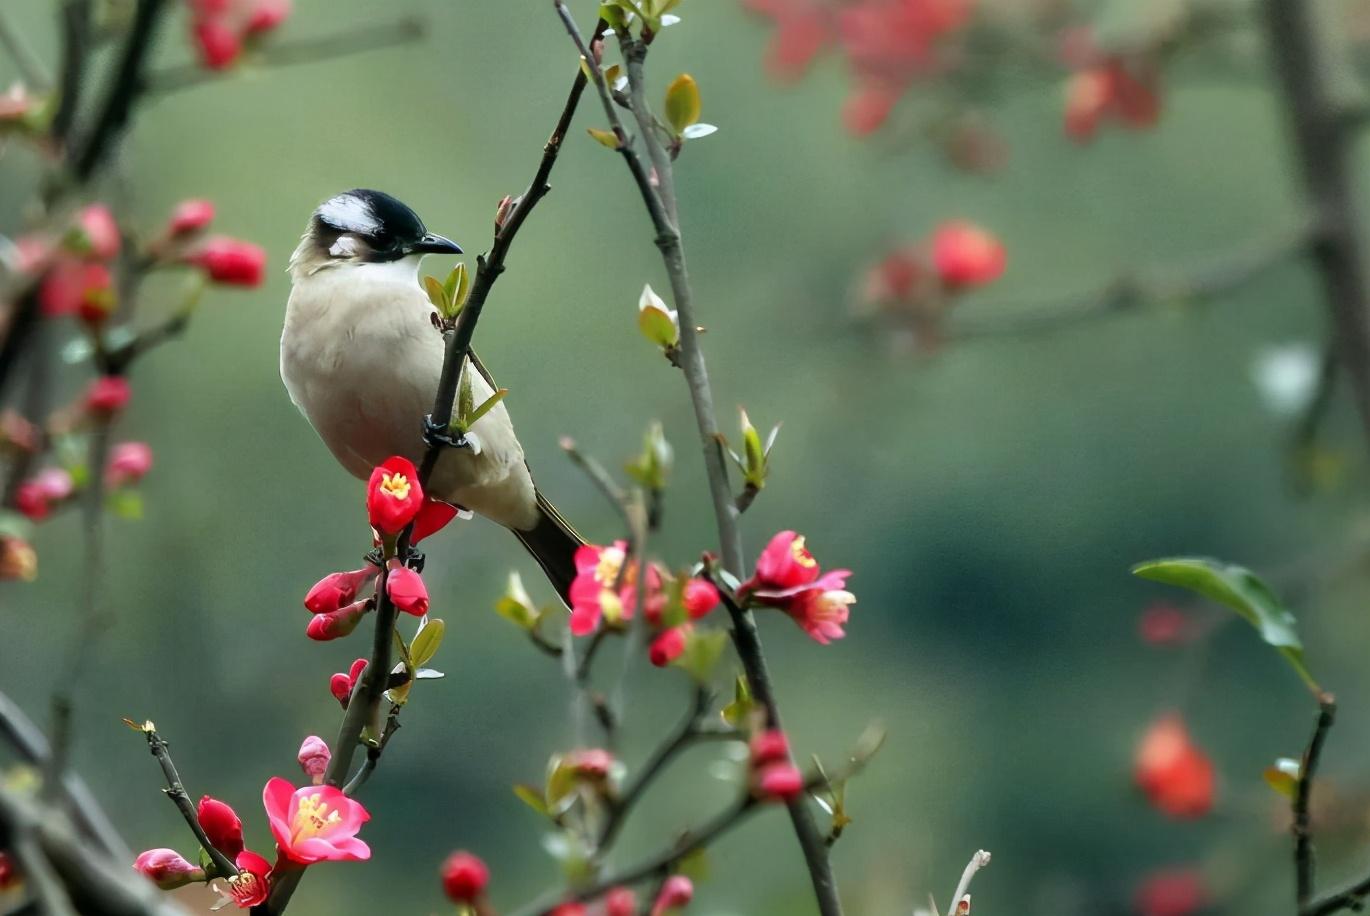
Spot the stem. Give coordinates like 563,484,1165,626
72,0,167,181
50,0,92,145
1262,0,1370,447
141,727,239,878
1295,696,1336,908
553,9,842,911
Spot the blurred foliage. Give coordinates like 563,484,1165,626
5,1,1370,913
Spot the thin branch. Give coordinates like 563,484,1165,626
72,0,167,181
554,8,842,911
142,17,425,97
946,850,991,916
1295,696,1337,908
139,726,239,879
10,830,77,916
50,0,92,145
340,706,401,797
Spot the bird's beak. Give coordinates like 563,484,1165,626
409,233,463,256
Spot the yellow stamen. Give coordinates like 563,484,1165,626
379,472,411,501
790,536,817,568
291,792,342,845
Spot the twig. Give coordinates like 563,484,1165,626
142,17,425,96
0,7,52,90
139,726,239,879
553,9,843,912
945,850,991,916
50,0,92,145
1295,696,1337,908
340,706,401,797
10,830,77,916
72,0,167,181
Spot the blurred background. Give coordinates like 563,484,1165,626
6,0,1370,913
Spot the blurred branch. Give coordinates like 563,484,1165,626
555,8,842,911
10,829,77,916
142,17,426,97
51,0,92,146
948,219,1314,342
0,8,52,90
1262,0,1370,450
72,0,167,181
1295,696,1336,908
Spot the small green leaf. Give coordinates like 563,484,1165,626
676,847,709,881
496,572,538,630
1132,557,1319,693
721,674,754,727
664,73,701,134
676,629,729,683
513,783,549,817
587,127,621,149
638,283,680,348
456,360,474,430
107,489,143,520
410,618,445,668
1264,757,1301,799
466,389,509,428
423,274,448,312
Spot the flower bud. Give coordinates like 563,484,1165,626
305,600,369,641
167,199,216,238
75,205,120,261
638,283,681,349
682,578,720,619
196,796,244,858
0,536,37,581
385,564,430,616
440,850,489,903
85,376,131,414
604,887,637,916
652,875,693,915
749,729,790,767
648,626,687,668
930,220,1006,290
245,0,291,35
329,658,367,707
193,18,242,70
133,848,203,889
40,259,113,319
304,566,379,614
756,762,805,801
566,748,614,780
107,442,154,486
188,236,267,286
297,735,331,785
0,850,18,889
494,195,518,232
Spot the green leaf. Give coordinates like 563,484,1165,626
106,489,143,520
676,629,729,683
676,847,709,882
496,572,538,630
664,73,701,134
466,389,509,428
423,274,448,312
1132,557,1319,692
721,674,754,727
456,359,474,430
638,283,680,348
1264,757,1301,799
410,618,445,668
587,127,621,149
513,784,549,817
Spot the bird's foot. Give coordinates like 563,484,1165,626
422,415,474,452
401,548,425,573
363,547,384,568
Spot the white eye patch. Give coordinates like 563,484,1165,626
317,194,380,235
329,234,363,258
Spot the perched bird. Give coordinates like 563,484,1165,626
281,189,581,598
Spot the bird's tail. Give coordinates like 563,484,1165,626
512,490,584,606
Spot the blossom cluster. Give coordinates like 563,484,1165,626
188,0,292,71
438,848,695,915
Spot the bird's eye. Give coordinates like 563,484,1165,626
368,230,394,250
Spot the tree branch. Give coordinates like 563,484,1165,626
138,725,239,879
72,0,167,181
50,0,92,145
1295,696,1336,909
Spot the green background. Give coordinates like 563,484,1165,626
4,1,1370,913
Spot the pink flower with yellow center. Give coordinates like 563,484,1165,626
785,573,854,645
568,540,638,636
224,850,272,908
366,456,424,535
263,777,370,864
745,530,821,594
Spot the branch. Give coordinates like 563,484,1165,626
1295,696,1337,908
553,8,842,911
138,725,239,879
142,17,425,97
72,0,167,181
50,0,92,145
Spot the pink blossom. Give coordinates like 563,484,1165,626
305,600,369,641
651,875,694,915
648,625,687,668
263,777,370,864
76,205,120,260
107,442,154,486
568,541,637,635
304,566,379,614
225,850,271,908
167,199,216,237
133,848,202,888
385,564,429,616
297,735,331,785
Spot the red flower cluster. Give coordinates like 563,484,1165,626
1064,56,1160,144
189,0,291,71
1134,867,1207,916
304,564,378,641
742,531,854,644
749,729,805,801
38,205,120,322
1135,714,1215,819
329,657,368,707
567,542,722,669
14,468,74,521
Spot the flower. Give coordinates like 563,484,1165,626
440,850,489,903
747,530,820,593
188,236,267,286
0,536,37,581
1134,868,1206,916
330,658,367,707
107,442,154,486
1064,58,1160,144
565,748,614,780
40,258,113,320
225,850,272,908
1135,714,1215,818
785,574,854,645
305,600,369,641
193,18,241,69
1139,603,1192,646
85,376,131,414
651,875,694,915
189,0,291,70
604,887,638,916
297,736,331,785
682,578,721,619
568,540,637,636
385,563,429,616
263,777,370,864
551,906,587,916
75,205,120,261
132,848,203,889
245,0,290,34
412,498,459,544
750,729,790,767
304,566,379,614
648,626,687,667
744,533,854,643
756,763,805,801
931,220,1005,289
197,796,245,858
167,199,216,238
14,468,74,521
367,456,424,535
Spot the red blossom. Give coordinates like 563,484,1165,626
107,442,154,486
263,777,370,864
305,600,370,641
385,563,430,616
330,658,367,707
189,0,291,70
75,205,120,261
188,236,267,286
441,850,490,903
931,220,1006,289
1135,714,1215,819
683,577,721,619
304,566,379,614
1134,867,1207,916
745,532,854,643
132,848,202,889
651,875,694,916
750,729,791,767
785,573,854,644
1064,59,1161,144
246,0,291,34
297,735,331,785
193,18,241,69
85,376,132,414
167,199,216,237
367,456,424,535
648,625,688,667
568,540,637,635
756,762,806,801
412,498,459,544
225,850,272,908
604,887,638,916
197,796,245,859
40,258,113,320
15,469,73,521
0,536,37,581
566,748,614,780
747,530,821,593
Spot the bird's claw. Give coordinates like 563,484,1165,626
402,548,425,573
422,414,473,452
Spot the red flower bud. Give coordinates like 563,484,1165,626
329,658,367,707
604,887,637,916
756,762,805,801
304,566,379,614
85,376,131,414
40,259,113,319
193,18,242,69
297,735,331,785
245,0,291,35
440,850,489,903
682,577,720,619
749,729,790,767
0,851,18,889
1134,714,1215,818
167,199,216,237
305,600,369,641
385,564,429,617
188,236,266,286
652,875,694,915
931,220,1006,290
648,626,687,667
133,848,202,889
1134,867,1206,916
566,748,614,780
196,796,245,859
551,906,587,916
367,456,424,535
76,205,120,261
106,442,154,486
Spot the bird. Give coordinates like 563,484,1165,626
280,188,582,600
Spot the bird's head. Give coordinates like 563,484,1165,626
290,189,462,278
